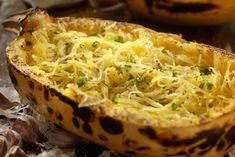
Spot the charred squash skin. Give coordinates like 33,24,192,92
126,0,235,26
145,0,217,13
6,10,235,157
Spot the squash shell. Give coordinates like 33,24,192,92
6,10,235,157
126,0,235,26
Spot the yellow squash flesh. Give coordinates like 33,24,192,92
6,10,235,157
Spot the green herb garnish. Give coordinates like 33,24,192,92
101,27,106,33
104,34,115,41
132,75,142,85
171,103,177,110
124,64,132,68
199,82,204,89
172,71,177,77
77,76,88,87
53,31,60,34
198,66,214,75
128,75,134,80
112,94,121,102
125,55,136,63
104,34,125,43
114,36,125,43
162,49,169,55
80,44,85,48
92,41,99,48
128,74,142,85
206,82,213,90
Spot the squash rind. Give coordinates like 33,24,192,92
6,10,235,157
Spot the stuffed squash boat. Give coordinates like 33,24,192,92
6,10,235,157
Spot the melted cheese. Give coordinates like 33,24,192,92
18,23,235,127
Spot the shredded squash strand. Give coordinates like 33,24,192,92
19,23,235,127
